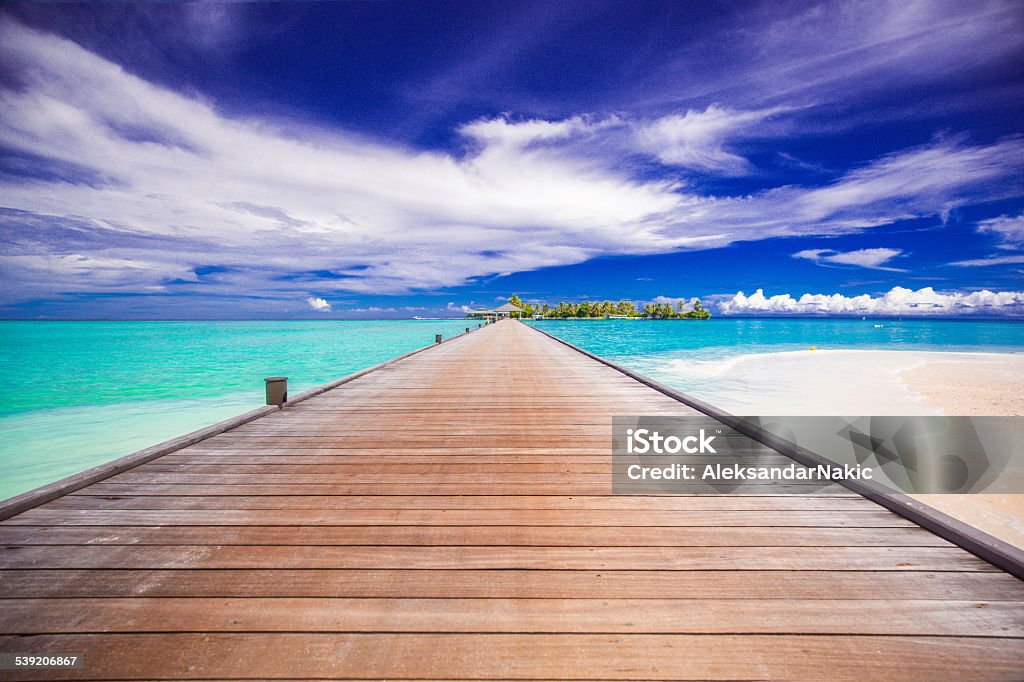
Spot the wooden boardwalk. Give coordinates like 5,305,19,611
1,319,1022,680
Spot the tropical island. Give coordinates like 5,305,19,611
467,295,711,320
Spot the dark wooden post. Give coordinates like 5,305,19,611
264,377,288,406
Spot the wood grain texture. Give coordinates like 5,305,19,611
3,597,1020,636
1,319,1021,681
5,569,1024,600
0,633,1021,681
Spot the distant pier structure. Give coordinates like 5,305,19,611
465,301,524,323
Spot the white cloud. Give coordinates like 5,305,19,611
635,105,777,174
0,19,1021,305
950,254,1024,267
460,115,614,149
306,296,331,312
787,137,1021,225
793,247,905,271
945,213,1024,267
720,286,1024,316
0,253,187,295
977,213,1024,249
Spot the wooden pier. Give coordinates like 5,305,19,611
1,319,1022,680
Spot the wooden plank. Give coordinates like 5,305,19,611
0,633,1021,681
2,598,1020,636
91,472,835,487
132,462,623,474
5,569,1023,600
153,453,619,463
0,524,950,547
0,544,993,570
1,508,920,527
49,494,879,511
103,471,627,483
129,456,795,474
176,436,619,447
68,477,622,493
68,482,621,495
227,417,667,427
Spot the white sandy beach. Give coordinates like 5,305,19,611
659,349,1024,548
663,349,1024,416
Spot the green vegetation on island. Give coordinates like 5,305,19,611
506,295,711,319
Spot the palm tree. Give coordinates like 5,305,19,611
681,298,711,319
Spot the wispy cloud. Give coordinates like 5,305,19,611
793,247,906,271
720,286,1024,316
948,212,1024,266
950,254,1024,267
977,213,1024,249
635,106,780,174
630,1,1023,120
785,136,1021,226
460,115,613,149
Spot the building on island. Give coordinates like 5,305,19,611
465,302,524,322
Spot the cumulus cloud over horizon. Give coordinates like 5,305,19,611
719,287,1024,316
306,296,331,312
0,14,1022,313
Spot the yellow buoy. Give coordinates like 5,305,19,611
809,346,817,350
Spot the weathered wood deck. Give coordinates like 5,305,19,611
1,319,1022,680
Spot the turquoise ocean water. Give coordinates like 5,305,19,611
1,318,1022,500
0,320,474,499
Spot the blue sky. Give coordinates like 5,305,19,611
0,0,1022,318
